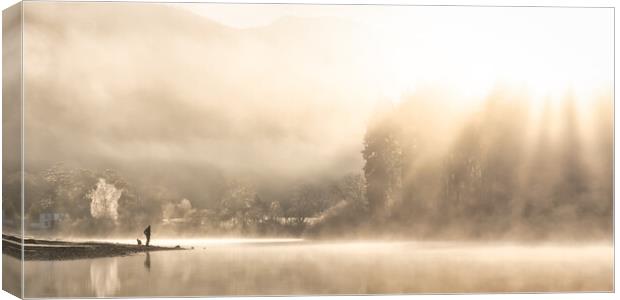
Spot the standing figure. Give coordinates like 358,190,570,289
143,225,151,247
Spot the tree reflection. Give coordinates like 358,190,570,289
89,258,120,297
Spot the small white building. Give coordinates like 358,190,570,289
30,212,66,229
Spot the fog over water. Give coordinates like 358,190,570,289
13,239,612,297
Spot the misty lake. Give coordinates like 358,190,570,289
7,239,613,297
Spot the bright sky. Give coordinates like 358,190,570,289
171,3,613,106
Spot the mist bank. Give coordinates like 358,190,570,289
8,86,611,242
348,87,612,242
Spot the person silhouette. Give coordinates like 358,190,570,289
143,225,151,247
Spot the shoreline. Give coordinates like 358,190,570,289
2,234,185,261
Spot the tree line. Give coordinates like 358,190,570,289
7,89,612,241
362,90,612,240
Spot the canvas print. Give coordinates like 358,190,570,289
2,1,614,297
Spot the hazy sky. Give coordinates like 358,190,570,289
175,3,613,103
21,2,613,184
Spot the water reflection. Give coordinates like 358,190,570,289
21,241,613,297
144,251,151,271
89,258,120,297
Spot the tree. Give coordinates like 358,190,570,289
282,184,323,226
217,180,258,230
362,113,403,220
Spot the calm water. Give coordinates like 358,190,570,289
8,240,613,297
